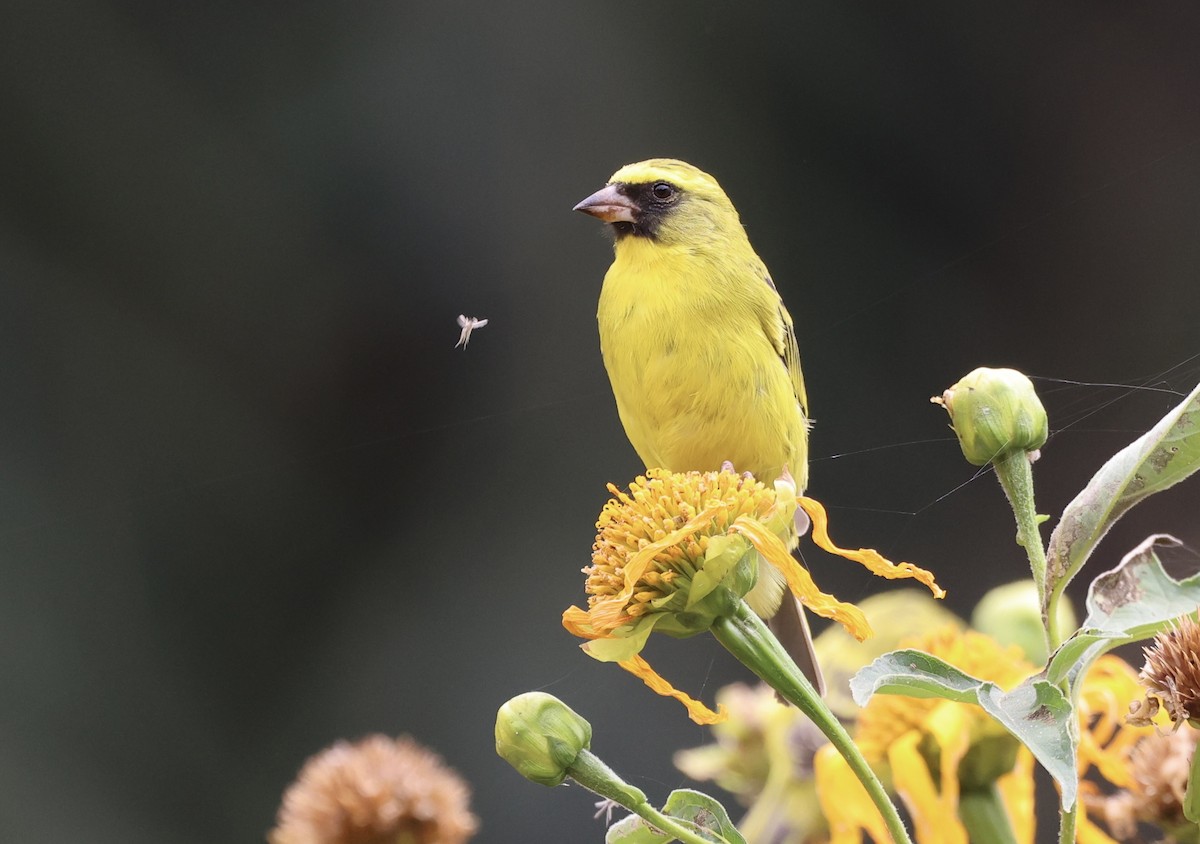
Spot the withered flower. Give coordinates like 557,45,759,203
270,734,477,844
1083,728,1199,841
1137,612,1200,729
562,468,942,724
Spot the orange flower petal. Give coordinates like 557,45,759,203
586,595,638,632
617,654,727,725
797,496,946,599
731,516,872,640
561,605,598,639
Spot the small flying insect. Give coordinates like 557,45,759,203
455,314,488,349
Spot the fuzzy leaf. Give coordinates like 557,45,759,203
1047,534,1200,684
852,650,1078,808
976,679,1076,809
606,813,664,844
605,789,745,844
1044,380,1200,606
850,649,987,705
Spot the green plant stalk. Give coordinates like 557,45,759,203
1163,820,1200,844
959,785,1018,844
712,602,914,844
1185,735,1200,824
567,749,725,844
992,450,1061,649
1057,802,1077,844
995,450,1081,844
1044,577,1071,655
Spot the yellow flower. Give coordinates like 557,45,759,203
675,682,829,843
1078,655,1158,788
270,734,477,844
673,683,781,800
562,469,943,724
814,627,1035,844
814,590,964,720
814,741,894,844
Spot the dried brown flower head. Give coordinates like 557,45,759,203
269,734,478,844
1130,729,1196,828
1139,613,1200,728
1083,728,1198,840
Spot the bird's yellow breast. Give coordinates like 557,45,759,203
597,236,807,486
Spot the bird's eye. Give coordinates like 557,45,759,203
651,182,676,201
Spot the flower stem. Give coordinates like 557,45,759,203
1184,736,1200,824
992,450,1058,649
1057,801,1077,844
712,603,914,844
994,451,1082,840
959,785,1018,844
567,750,725,844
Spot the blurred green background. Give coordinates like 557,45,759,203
2,2,1199,841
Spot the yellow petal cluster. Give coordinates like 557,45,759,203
575,468,787,629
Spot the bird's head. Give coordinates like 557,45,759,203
573,159,741,246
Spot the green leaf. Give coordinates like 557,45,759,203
851,651,1078,809
975,680,1075,808
604,789,746,844
660,790,745,844
606,813,666,844
688,535,752,607
850,649,988,705
1044,380,1200,606
1046,534,1200,685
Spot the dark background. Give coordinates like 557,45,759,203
2,2,1199,842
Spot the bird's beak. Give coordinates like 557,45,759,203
573,184,638,223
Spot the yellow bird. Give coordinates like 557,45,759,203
574,158,822,692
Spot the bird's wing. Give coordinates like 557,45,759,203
764,275,809,418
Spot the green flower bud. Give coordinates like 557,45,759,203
971,580,1076,666
495,692,592,787
933,367,1048,466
